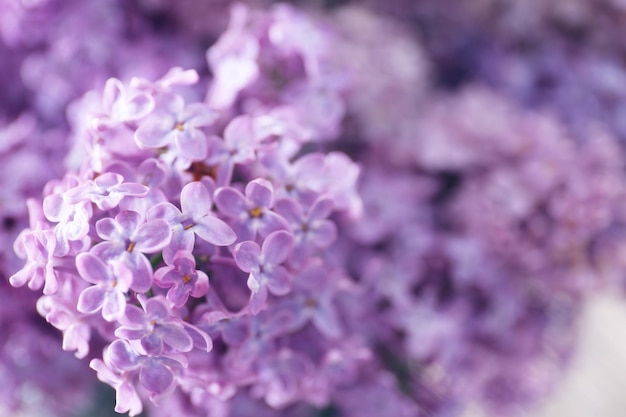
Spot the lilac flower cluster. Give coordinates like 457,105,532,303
10,20,364,411
4,1,626,417
0,2,224,415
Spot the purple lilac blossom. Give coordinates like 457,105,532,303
215,178,289,243
8,14,363,411
233,230,295,314
5,1,626,417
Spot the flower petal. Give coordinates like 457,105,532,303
233,241,261,272
158,324,193,352
116,211,142,232
309,197,334,220
76,253,111,285
96,218,125,242
183,323,213,352
183,103,218,128
148,202,182,224
311,300,342,339
127,253,154,293
173,128,208,160
139,360,174,394
310,220,337,248
264,266,291,296
214,186,247,218
113,182,149,198
181,181,212,219
134,118,174,149
262,230,294,266
258,210,289,238
133,219,172,253
77,285,106,314
249,285,268,315
194,215,237,246
246,178,274,208
144,297,170,321
274,198,303,225
124,92,155,121
162,227,194,265
102,290,127,322
224,114,255,149
107,340,141,371
141,333,163,356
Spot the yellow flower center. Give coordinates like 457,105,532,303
249,207,263,218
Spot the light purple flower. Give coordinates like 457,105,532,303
252,108,311,158
134,93,217,161
90,358,143,417
89,210,171,292
109,158,170,214
195,290,250,346
64,172,149,211
115,296,196,355
253,349,316,408
215,178,289,243
147,181,236,264
96,210,171,254
104,339,186,398
42,174,93,256
75,252,133,322
206,115,257,186
319,152,362,218
233,230,295,314
10,228,64,295
270,265,343,339
37,291,92,359
98,77,154,126
261,152,326,205
154,250,210,306
275,196,337,267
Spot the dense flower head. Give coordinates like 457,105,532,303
10,19,364,410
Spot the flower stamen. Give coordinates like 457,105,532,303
249,207,263,218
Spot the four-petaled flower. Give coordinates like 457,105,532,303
275,196,337,268
215,178,288,243
206,115,258,186
134,93,217,161
76,253,133,322
92,210,172,292
105,339,186,397
64,172,149,211
233,230,295,314
154,250,210,306
148,181,237,263
115,296,198,355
